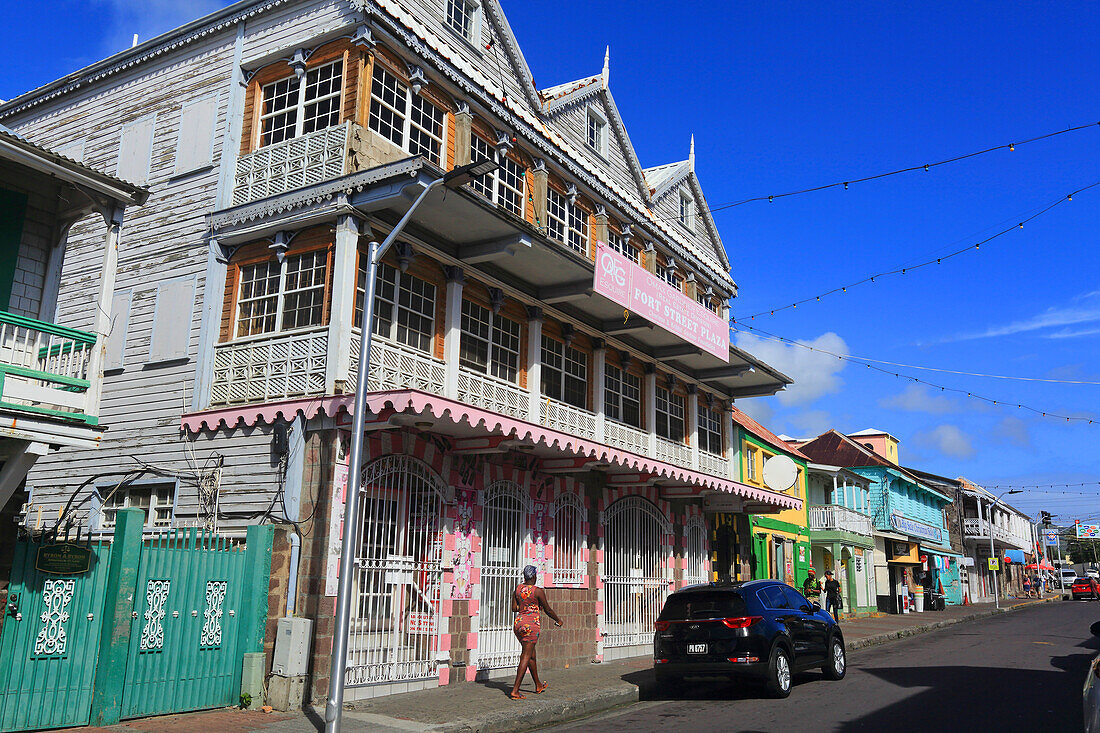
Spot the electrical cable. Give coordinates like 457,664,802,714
733,180,1100,320
730,321,1099,424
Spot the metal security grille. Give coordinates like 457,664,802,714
603,497,670,648
684,517,707,586
347,455,446,686
478,481,530,670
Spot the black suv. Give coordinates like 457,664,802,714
653,580,845,698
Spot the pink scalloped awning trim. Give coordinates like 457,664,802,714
181,389,802,511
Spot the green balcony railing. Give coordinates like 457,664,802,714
0,311,98,424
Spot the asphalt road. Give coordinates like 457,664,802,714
544,601,1100,733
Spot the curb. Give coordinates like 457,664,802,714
433,686,640,733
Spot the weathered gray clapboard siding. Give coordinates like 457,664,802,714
545,97,646,212
0,161,62,319
241,0,362,63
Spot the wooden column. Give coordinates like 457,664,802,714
526,306,543,424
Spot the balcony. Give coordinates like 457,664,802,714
808,504,873,537
963,517,1028,548
211,327,328,405
232,122,363,206
0,311,98,425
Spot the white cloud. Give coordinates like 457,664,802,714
914,424,975,459
948,290,1100,342
92,0,228,54
734,332,849,407
787,410,833,439
736,398,774,428
993,417,1031,448
878,384,959,414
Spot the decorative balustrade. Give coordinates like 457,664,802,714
456,368,529,421
697,450,730,479
604,419,649,456
542,398,597,440
654,436,692,468
348,335,447,396
963,517,1023,546
232,123,353,206
0,311,97,423
808,504,874,536
211,327,328,405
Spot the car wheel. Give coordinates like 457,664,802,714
765,645,792,698
822,636,846,680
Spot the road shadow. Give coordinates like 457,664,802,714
844,663,1088,732
623,667,826,701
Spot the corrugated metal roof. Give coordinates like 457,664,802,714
730,406,810,460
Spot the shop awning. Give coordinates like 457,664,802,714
181,388,803,511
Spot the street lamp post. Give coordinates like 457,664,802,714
324,159,498,733
988,489,1022,610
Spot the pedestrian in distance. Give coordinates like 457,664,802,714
509,564,564,700
803,567,822,604
823,570,842,622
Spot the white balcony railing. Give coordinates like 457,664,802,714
542,398,597,440
211,327,328,405
456,368,529,422
963,517,1027,547
604,419,649,456
698,450,729,479
232,122,353,206
808,504,873,537
655,436,692,467
348,335,446,396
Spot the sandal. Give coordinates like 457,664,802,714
510,692,526,700
535,683,549,694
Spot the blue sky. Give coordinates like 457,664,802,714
3,1,1098,519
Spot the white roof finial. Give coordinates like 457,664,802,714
689,133,695,168
602,46,610,87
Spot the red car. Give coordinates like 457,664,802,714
1072,577,1099,600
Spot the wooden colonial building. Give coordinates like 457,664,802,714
1,0,801,704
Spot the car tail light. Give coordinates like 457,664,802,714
655,621,670,632
721,616,763,629
654,658,669,664
727,656,760,663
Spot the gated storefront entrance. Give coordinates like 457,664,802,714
478,481,530,671
602,496,671,653
347,455,446,687
0,510,272,732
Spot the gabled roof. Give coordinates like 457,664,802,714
799,430,949,500
478,0,544,113
731,407,810,461
849,427,898,440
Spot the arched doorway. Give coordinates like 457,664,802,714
602,496,671,651
347,454,448,686
478,481,531,670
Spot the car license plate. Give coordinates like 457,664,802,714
687,643,707,654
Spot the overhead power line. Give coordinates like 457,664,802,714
652,119,1100,223
733,180,1100,320
730,321,1099,425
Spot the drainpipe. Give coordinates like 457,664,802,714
287,531,301,615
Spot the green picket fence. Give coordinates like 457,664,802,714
0,510,273,732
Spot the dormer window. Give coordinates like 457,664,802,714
368,64,446,166
586,108,607,156
260,60,344,146
446,0,480,44
678,190,695,230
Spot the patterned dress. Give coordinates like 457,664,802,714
513,584,541,643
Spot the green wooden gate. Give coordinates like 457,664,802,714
0,510,273,732
0,537,113,731
121,529,247,719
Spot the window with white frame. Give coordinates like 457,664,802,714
459,299,521,382
356,261,436,353
605,363,641,428
260,60,344,146
100,482,175,530
553,493,584,584
368,64,446,166
587,108,606,155
546,188,589,256
607,231,637,262
679,190,695,230
470,135,526,217
236,250,329,338
699,405,723,455
655,386,685,442
446,0,479,42
745,445,759,481
541,335,587,409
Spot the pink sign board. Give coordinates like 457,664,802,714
593,242,729,361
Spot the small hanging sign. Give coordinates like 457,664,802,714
36,543,92,575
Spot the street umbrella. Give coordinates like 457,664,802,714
1025,562,1056,570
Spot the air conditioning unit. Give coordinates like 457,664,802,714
272,617,313,677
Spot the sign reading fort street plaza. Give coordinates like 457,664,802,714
593,242,730,361
889,512,943,544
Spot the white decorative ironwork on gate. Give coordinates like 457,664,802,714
35,578,75,656
347,455,446,686
477,481,531,670
200,581,227,648
602,497,671,649
552,492,585,585
683,515,708,586
210,328,328,405
139,580,170,651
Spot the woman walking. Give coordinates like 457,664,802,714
509,564,564,700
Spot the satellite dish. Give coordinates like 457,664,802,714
763,454,798,492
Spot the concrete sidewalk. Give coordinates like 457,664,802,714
61,597,1057,733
